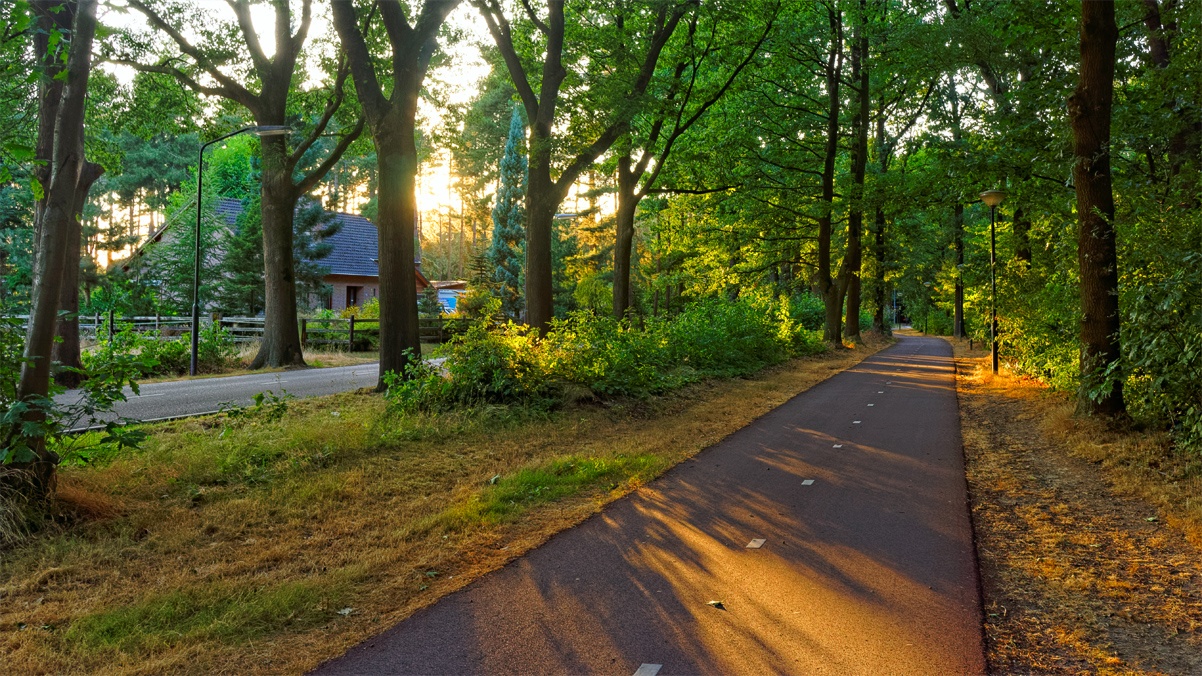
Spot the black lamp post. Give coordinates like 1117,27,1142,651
191,125,289,376
980,189,1006,374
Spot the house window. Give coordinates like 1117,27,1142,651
347,285,361,308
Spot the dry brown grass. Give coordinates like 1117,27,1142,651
0,338,885,674
949,337,1202,674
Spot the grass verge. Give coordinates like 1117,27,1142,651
1,337,886,674
949,337,1202,674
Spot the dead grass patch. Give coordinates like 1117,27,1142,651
949,337,1202,674
1,337,886,674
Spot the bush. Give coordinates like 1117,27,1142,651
386,295,828,410
86,323,236,378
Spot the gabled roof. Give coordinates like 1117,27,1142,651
318,207,381,278
120,197,422,284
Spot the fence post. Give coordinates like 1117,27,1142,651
300,318,307,347
348,315,355,351
108,307,114,340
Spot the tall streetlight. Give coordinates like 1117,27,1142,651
980,189,1006,374
191,125,290,376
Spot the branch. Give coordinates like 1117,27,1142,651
518,0,550,34
287,55,351,168
329,0,387,118
640,5,777,197
473,0,539,119
294,117,367,197
225,0,270,78
110,58,243,103
125,0,255,110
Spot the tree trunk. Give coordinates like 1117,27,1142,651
53,160,103,388
816,7,843,344
12,0,98,500
1013,206,1032,264
1069,0,1125,418
374,124,422,388
953,203,965,338
842,6,868,344
871,206,888,333
524,148,559,332
250,135,305,369
613,152,639,319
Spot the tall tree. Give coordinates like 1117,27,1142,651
331,0,460,388
841,0,870,343
611,4,773,319
116,0,364,369
11,0,99,499
488,106,526,320
474,0,688,331
815,5,845,343
1069,0,1124,417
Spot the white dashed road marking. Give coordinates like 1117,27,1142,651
633,664,663,676
746,538,766,549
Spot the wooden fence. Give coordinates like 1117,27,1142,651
6,313,454,351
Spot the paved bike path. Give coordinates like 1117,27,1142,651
316,335,983,675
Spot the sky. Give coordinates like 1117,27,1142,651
98,0,495,220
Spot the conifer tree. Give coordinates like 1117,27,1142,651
488,107,527,320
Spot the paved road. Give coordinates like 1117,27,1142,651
315,335,984,675
58,363,380,430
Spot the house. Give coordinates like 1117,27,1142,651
430,280,467,313
314,205,430,311
120,197,429,312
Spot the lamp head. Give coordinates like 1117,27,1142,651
251,125,290,137
980,190,1007,208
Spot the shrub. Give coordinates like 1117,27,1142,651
86,323,236,378
386,295,829,411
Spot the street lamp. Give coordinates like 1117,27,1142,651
980,189,1006,374
191,125,290,376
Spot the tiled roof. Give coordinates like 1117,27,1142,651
215,198,381,278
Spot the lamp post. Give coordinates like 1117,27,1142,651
191,125,289,376
980,189,1006,374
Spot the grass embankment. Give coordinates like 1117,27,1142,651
1,338,885,673
949,337,1202,674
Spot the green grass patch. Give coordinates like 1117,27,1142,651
64,576,350,656
421,454,668,534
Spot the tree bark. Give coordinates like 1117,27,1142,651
1013,206,1032,264
613,151,638,319
953,203,965,338
250,136,304,369
816,7,844,344
1069,0,1125,417
13,0,99,500
53,160,103,388
842,4,869,343
332,0,458,389
375,124,423,378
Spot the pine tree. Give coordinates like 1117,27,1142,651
488,107,527,320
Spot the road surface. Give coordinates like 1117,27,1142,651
315,335,984,675
58,362,380,430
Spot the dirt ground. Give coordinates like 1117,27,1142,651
951,339,1202,674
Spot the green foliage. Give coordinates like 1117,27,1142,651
86,323,236,379
418,285,442,318
426,454,666,532
386,296,824,410
0,314,144,469
1124,253,1202,451
488,107,526,320
64,577,349,655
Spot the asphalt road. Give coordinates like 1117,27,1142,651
315,335,984,675
58,362,380,430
